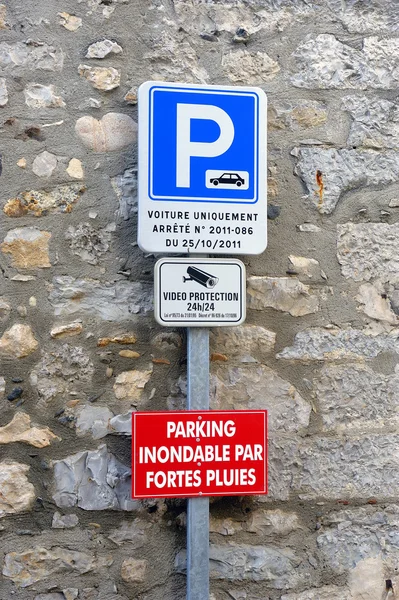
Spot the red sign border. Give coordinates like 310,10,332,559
131,410,268,499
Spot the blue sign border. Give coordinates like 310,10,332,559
148,85,260,204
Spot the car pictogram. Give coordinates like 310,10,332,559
210,172,245,187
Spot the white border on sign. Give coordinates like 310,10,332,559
132,410,268,498
148,86,259,203
153,258,246,327
137,81,268,255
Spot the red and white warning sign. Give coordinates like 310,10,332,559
131,410,267,498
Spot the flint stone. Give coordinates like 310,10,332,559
0,42,63,72
50,322,83,338
292,34,399,89
75,113,137,152
63,591,79,600
79,591,97,600
267,201,280,216
176,543,305,588
348,557,385,600
35,595,65,600
32,151,57,178
98,333,137,347
356,282,398,324
151,331,183,350
78,64,120,91
144,33,208,83
58,12,82,31
210,325,275,361
109,411,133,435
389,290,399,317
79,591,127,600
111,168,137,220
49,276,153,320
269,100,327,130
108,518,150,546
210,516,241,536
288,256,322,280
167,375,187,411
24,83,65,109
338,223,399,282
0,324,38,358
11,274,35,281
7,387,22,401
247,276,319,316
1,227,51,269
91,594,128,600
226,593,247,600
297,223,320,232
65,222,111,265
281,586,352,600
121,558,147,583
88,0,124,18
113,368,153,404
66,158,84,179
0,4,7,29
0,297,10,321
3,546,112,587
30,344,94,404
314,363,399,432
52,511,79,528
222,48,279,83
294,147,399,214
277,327,399,361
86,39,123,58
0,461,35,517
52,444,138,511
79,97,101,110
0,77,7,106
124,87,137,104
75,405,114,439
0,412,58,447
211,364,310,433
3,184,86,217
245,509,302,536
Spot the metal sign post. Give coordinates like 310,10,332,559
187,327,209,600
137,79,268,600
131,411,267,498
131,360,268,597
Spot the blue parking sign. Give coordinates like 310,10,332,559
138,81,267,255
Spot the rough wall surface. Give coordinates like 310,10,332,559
1,0,399,598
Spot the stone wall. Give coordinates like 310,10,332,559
1,0,399,598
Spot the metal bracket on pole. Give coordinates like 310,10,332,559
187,327,210,600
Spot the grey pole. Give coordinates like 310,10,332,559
187,327,210,600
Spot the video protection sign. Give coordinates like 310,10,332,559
131,410,268,499
138,81,267,255
154,258,246,327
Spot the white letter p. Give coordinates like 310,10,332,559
176,104,234,188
